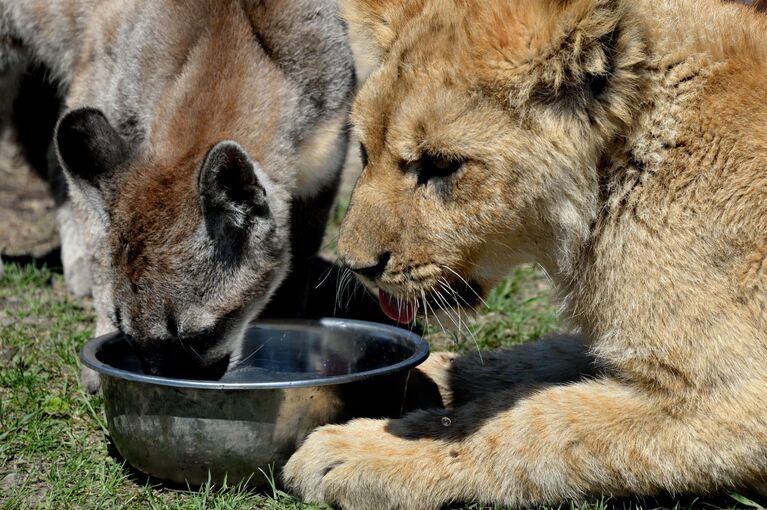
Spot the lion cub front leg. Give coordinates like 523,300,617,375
285,377,761,509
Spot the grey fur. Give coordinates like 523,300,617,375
0,0,355,389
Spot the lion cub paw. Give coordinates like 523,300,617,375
284,418,451,510
414,351,457,406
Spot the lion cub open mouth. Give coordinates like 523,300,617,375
378,289,418,324
376,281,483,324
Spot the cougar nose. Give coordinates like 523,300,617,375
347,252,391,280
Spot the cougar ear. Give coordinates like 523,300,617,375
340,0,425,58
55,107,132,188
199,141,269,244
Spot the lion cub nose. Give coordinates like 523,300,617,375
346,252,391,280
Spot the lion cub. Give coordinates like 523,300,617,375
0,0,354,380
284,0,767,507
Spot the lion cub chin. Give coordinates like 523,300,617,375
284,0,767,507
0,0,355,387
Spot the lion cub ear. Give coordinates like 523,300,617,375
198,141,270,245
482,0,639,112
340,0,424,58
56,107,132,188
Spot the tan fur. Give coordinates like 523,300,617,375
283,0,767,507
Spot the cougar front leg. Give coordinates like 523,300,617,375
78,249,115,393
285,376,765,509
80,274,115,393
55,197,95,297
57,199,105,392
81,218,116,394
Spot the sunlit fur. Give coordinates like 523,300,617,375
284,0,767,508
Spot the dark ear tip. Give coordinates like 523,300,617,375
205,140,251,166
59,107,107,123
56,107,108,138
55,107,131,183
199,140,259,188
199,140,270,222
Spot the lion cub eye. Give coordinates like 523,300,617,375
409,154,464,185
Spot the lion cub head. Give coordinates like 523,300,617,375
337,0,646,320
56,108,289,377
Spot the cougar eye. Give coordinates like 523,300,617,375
408,154,464,185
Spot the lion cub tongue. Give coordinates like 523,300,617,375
378,289,418,324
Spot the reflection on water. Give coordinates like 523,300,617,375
224,328,411,383
223,365,317,383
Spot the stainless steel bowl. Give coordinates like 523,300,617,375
80,318,429,487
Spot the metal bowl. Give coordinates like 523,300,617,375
80,318,429,487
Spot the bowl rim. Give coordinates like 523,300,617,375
80,318,430,390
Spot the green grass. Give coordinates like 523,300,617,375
0,263,762,509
